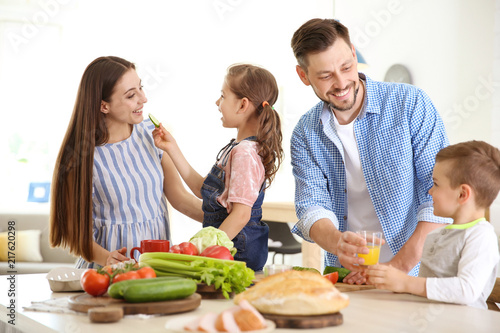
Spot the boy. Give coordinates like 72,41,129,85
367,140,500,309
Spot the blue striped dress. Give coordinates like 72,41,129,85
75,119,170,269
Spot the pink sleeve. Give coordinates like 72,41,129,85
217,141,265,211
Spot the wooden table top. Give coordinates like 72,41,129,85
1,273,500,333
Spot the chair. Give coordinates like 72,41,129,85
265,220,302,264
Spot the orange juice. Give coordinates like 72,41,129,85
358,245,381,265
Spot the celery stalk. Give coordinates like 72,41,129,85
139,252,244,266
139,252,254,299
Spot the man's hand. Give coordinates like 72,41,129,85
387,221,445,273
343,271,367,285
336,231,370,271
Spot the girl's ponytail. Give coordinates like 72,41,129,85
256,101,283,188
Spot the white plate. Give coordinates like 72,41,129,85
46,267,86,292
164,315,275,333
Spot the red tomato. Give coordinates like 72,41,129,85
178,242,199,256
136,266,156,279
324,272,339,284
113,270,140,283
200,245,234,260
102,266,113,275
169,245,181,253
81,269,110,296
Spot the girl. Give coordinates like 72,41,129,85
153,64,284,271
50,56,202,269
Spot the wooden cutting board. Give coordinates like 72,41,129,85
68,293,201,315
196,283,234,299
262,312,343,329
335,282,375,292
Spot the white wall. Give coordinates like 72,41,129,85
336,0,495,143
2,0,499,255
335,0,500,235
0,0,333,250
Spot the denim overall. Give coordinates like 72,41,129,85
201,137,269,272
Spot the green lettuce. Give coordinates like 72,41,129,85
189,226,237,256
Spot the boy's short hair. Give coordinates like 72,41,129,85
436,140,500,208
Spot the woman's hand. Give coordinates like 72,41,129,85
152,123,177,153
105,247,129,266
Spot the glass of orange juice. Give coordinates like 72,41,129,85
356,231,383,266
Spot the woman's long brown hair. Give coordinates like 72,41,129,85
225,64,284,188
50,56,135,262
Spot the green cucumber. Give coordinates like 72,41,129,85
108,277,183,299
323,266,351,282
123,278,197,303
292,266,321,274
149,113,160,127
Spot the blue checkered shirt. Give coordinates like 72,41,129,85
291,74,451,276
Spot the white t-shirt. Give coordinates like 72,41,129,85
333,114,393,262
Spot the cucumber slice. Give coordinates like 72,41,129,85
149,113,160,127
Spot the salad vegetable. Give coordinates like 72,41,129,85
324,271,339,284
189,226,236,256
323,266,351,282
139,252,254,299
81,269,110,296
200,245,233,260
149,113,160,127
292,266,321,274
80,261,158,297
178,242,199,255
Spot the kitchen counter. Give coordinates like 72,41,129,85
1,274,500,333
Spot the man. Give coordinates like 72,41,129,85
290,18,450,283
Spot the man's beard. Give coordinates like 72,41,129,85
325,81,360,112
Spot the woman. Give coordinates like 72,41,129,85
50,56,202,268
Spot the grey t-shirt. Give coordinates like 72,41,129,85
419,220,499,309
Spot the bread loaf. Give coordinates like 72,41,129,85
234,270,349,315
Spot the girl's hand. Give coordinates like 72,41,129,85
152,123,177,152
366,264,408,293
106,247,129,266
